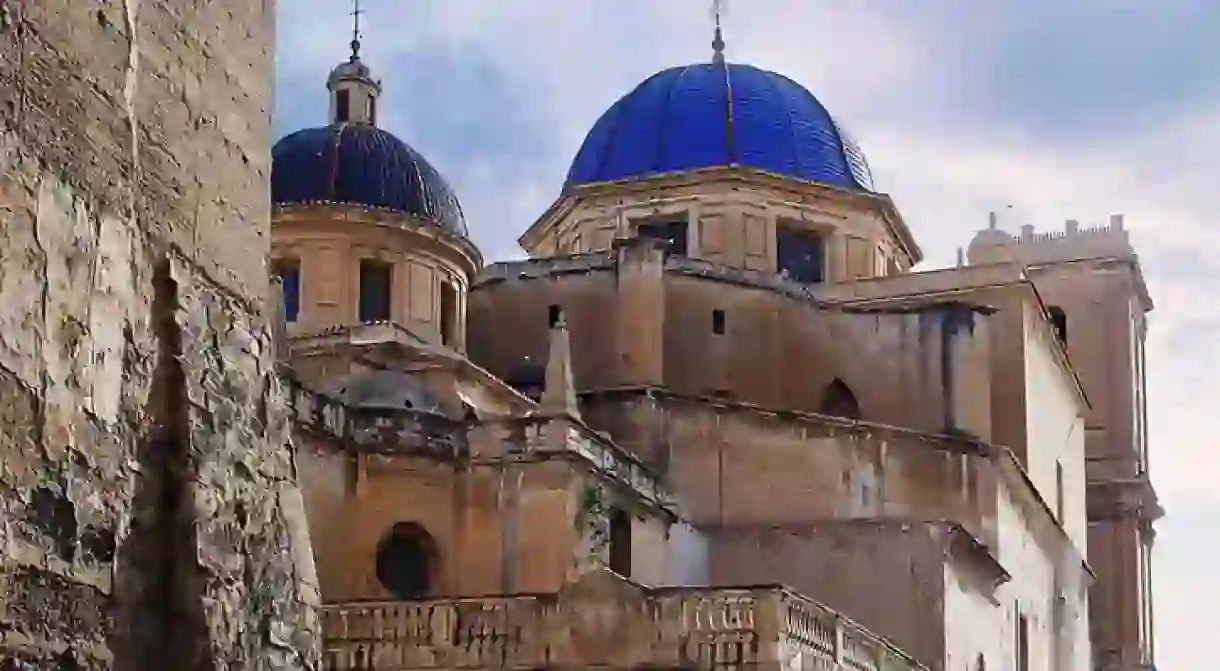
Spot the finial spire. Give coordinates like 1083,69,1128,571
711,0,727,64
350,0,363,61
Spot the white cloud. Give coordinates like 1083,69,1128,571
277,2,1211,667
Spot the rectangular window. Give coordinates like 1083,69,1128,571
274,258,301,323
440,281,458,346
1055,460,1065,522
608,508,632,578
548,304,562,327
637,216,689,256
335,89,351,123
712,309,726,335
776,224,825,284
367,93,376,125
358,259,392,322
1016,612,1029,671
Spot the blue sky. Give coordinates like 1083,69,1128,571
275,2,1215,667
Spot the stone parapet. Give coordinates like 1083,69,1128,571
319,572,926,671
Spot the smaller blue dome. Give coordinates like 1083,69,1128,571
565,62,875,192
272,124,468,238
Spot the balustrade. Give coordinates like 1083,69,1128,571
321,585,925,671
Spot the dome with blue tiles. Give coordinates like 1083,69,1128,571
565,61,875,193
271,124,468,238
271,51,468,239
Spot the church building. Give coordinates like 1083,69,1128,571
269,16,1159,671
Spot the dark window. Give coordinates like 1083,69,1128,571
440,281,458,346
506,358,545,402
818,378,860,420
548,304,562,328
608,508,632,577
358,259,392,322
335,89,351,123
1016,612,1029,671
1056,460,1065,521
368,93,377,125
637,217,689,256
375,522,437,599
712,309,726,335
1047,306,1067,345
274,258,300,323
776,225,825,284
976,654,986,671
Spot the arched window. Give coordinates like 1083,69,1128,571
976,653,986,671
818,378,860,420
375,522,438,599
1047,306,1068,345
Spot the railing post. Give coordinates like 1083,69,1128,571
834,615,847,667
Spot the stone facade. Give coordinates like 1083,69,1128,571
0,1,318,667
0,3,1158,669
279,164,1136,671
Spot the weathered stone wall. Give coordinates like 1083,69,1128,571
0,1,319,668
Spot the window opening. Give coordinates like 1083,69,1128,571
274,258,301,323
712,309,726,335
1048,306,1068,345
358,259,392,322
375,522,437,599
776,224,825,284
1056,460,1066,522
637,216,689,256
608,507,633,577
548,304,562,328
1016,612,1029,671
440,281,458,346
335,89,351,123
818,378,860,420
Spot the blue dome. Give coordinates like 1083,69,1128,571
565,62,875,192
272,123,468,238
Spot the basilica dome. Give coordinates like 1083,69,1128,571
271,123,469,239
564,62,875,193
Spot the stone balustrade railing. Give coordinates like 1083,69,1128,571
320,584,925,671
284,376,467,459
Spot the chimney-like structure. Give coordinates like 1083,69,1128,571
542,311,580,418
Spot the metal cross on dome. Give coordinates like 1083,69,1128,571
711,0,727,63
350,0,364,60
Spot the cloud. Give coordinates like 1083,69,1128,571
274,0,1211,665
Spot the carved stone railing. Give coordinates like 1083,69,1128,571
320,582,926,671
284,376,467,459
503,414,676,513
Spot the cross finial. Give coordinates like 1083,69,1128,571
711,0,727,64
350,0,364,61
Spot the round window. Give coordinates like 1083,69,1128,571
374,523,436,599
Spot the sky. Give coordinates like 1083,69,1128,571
273,2,1215,667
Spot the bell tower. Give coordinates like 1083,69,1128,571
327,0,382,126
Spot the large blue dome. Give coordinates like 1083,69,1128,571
565,62,875,192
272,123,468,238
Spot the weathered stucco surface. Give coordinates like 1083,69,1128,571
0,1,319,668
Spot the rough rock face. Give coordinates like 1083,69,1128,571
0,1,319,668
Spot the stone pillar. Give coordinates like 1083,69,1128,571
541,312,580,418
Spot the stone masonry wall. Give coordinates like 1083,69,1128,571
0,1,319,669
